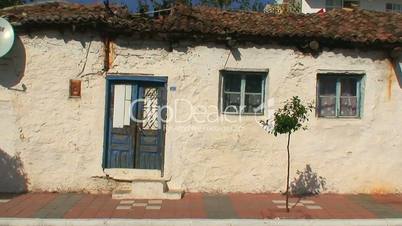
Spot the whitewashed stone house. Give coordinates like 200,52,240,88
301,0,402,13
0,2,401,198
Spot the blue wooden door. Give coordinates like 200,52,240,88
106,79,166,170
107,83,137,168
108,127,134,168
134,83,166,170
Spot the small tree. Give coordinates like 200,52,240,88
261,96,313,212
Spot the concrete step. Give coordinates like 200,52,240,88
105,169,166,181
112,180,183,200
113,189,183,200
112,189,132,199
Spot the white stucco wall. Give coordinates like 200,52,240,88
302,0,402,13
0,31,116,193
0,31,401,194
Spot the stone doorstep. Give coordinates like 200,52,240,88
113,189,183,200
112,189,131,200
112,181,183,200
104,168,168,182
113,189,131,195
112,190,183,200
108,169,183,200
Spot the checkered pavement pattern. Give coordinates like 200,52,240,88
272,199,322,209
116,200,163,210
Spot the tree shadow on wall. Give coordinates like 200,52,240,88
290,164,326,197
0,148,29,193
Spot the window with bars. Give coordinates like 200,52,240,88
221,71,267,115
317,74,363,118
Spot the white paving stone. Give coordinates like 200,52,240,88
276,205,287,209
273,200,302,206
116,205,131,210
272,200,286,204
146,205,161,210
0,199,10,203
120,200,135,204
148,200,163,204
300,200,315,204
132,203,147,207
305,205,323,210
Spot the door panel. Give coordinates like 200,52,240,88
109,127,134,168
135,85,166,170
107,83,136,168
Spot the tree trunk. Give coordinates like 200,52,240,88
286,132,291,212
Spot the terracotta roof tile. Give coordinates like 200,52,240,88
1,2,401,47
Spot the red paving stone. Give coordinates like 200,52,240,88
15,193,58,218
95,197,120,218
126,206,146,219
159,199,190,218
79,195,110,218
229,193,273,218
112,209,131,218
317,194,377,219
371,194,402,214
1,192,402,219
0,193,36,217
64,194,96,218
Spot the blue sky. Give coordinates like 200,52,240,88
67,0,274,12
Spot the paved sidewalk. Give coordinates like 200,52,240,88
0,193,402,220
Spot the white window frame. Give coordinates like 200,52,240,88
220,69,268,115
316,71,365,119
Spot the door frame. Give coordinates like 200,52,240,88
102,75,168,171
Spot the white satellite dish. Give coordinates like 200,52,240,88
0,17,15,58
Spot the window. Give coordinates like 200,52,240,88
317,74,363,118
325,0,359,10
221,71,266,114
386,3,402,12
112,84,132,128
325,0,342,10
